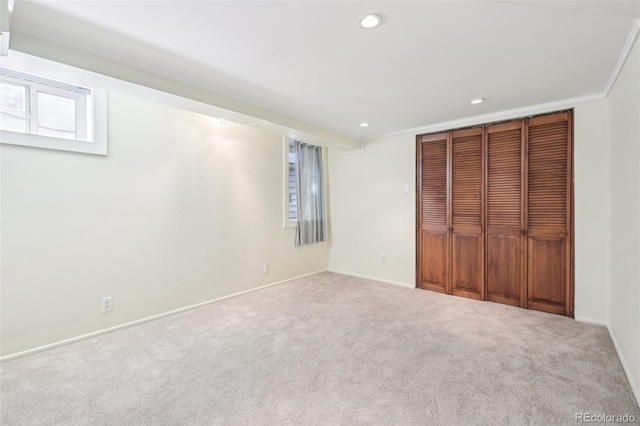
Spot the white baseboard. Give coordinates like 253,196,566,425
607,325,640,408
574,316,608,327
0,270,327,363
328,269,416,289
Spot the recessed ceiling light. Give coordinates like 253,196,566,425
359,14,382,29
219,118,228,125
470,98,485,104
360,122,369,127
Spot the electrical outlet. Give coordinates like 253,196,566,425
403,184,410,193
101,296,112,313
380,254,386,264
263,263,270,274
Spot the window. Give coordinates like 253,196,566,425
0,66,107,155
285,138,326,245
1,68,89,140
287,139,298,221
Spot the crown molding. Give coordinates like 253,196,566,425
603,18,640,97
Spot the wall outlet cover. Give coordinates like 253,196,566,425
101,296,113,313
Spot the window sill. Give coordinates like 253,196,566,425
283,219,297,229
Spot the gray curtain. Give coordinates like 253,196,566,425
294,141,326,246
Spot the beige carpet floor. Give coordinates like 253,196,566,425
1,272,638,425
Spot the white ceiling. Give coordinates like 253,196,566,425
9,1,640,141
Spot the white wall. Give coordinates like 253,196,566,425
0,91,329,357
329,99,611,323
328,135,415,287
573,100,611,323
608,36,640,402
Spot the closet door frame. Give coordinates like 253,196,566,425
568,111,575,317
522,121,529,309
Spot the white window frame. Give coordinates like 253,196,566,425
0,66,107,156
283,136,298,228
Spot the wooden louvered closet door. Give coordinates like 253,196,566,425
416,110,573,316
417,133,449,293
486,121,525,307
526,111,572,315
450,128,484,300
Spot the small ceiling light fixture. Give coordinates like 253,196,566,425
470,98,485,105
360,122,369,127
359,14,382,29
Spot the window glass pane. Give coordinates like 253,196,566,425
0,81,28,133
288,140,298,221
37,91,76,140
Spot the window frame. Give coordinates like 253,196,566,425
0,66,107,156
